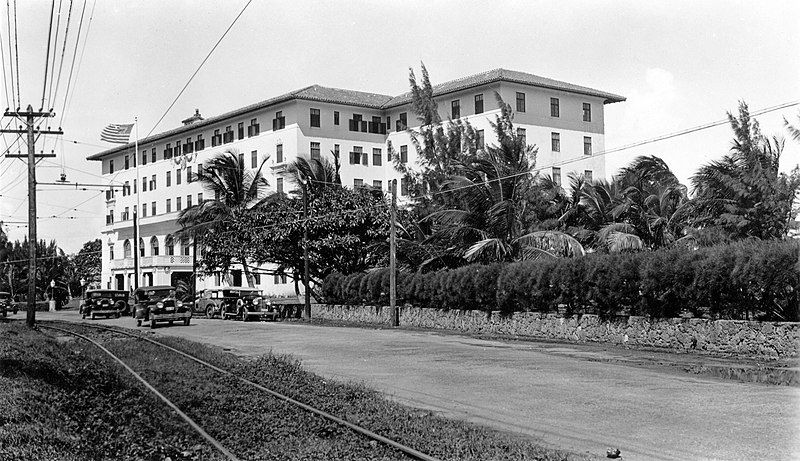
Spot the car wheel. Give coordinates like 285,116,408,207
150,318,156,329
168,320,174,326
184,317,190,326
206,305,215,319
91,313,96,320
12,307,17,314
136,319,142,327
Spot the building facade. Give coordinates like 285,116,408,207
88,68,624,294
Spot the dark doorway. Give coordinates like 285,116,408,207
232,269,242,287
115,274,125,290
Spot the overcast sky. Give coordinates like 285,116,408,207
0,0,798,253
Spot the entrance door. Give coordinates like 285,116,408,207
232,269,242,287
115,274,125,290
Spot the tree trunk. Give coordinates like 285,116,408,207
240,256,255,288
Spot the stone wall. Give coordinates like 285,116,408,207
313,304,800,358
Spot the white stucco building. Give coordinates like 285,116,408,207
88,68,625,293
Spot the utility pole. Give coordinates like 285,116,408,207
389,179,398,327
1,105,61,327
301,178,311,319
133,211,139,291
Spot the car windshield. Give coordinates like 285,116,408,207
139,289,174,301
89,291,125,298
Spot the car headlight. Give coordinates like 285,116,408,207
253,298,260,305
156,302,164,309
176,301,183,307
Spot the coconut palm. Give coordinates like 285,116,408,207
177,148,272,287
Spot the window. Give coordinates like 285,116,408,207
109,160,114,174
372,148,382,166
237,122,245,140
164,143,173,159
181,237,190,256
373,180,382,190
109,246,114,260
194,135,204,151
151,201,156,216
139,237,145,257
187,194,192,208
582,103,592,122
276,144,283,163
396,112,407,131
166,171,171,187
212,129,221,147
238,152,244,165
150,174,156,190
273,273,288,284
400,176,409,196
176,196,182,211
142,176,147,192
451,100,460,119
474,94,484,114
584,170,593,182
553,167,561,186
166,199,171,213
141,205,146,218
368,116,386,134
123,207,129,221
584,137,592,156
123,181,129,196
386,116,391,131
123,240,131,259
361,148,368,165
353,178,364,188
165,235,174,256
151,148,156,163
133,179,137,194
477,130,485,149
349,114,366,132
224,126,234,143
251,150,258,168
333,111,339,125
350,146,363,165
149,236,159,256
276,177,283,194
517,128,526,146
247,118,260,137
551,132,560,152
516,92,526,112
198,193,203,203
550,97,560,117
273,111,285,130
310,142,320,160
176,169,182,185
124,155,130,169
187,166,192,183
334,144,339,161
310,108,320,127
142,151,147,165
400,145,408,163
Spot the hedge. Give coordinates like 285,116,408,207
323,240,800,321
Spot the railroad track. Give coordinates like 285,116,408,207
40,321,441,461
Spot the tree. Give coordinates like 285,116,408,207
689,102,800,240
177,148,272,287
72,239,101,287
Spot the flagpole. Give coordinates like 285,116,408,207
133,116,141,291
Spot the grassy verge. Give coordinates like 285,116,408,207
1,322,591,460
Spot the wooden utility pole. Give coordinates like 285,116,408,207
390,178,398,327
133,211,139,291
301,178,311,319
1,105,61,327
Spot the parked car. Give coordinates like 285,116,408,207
0,291,15,317
198,287,279,321
133,285,191,328
80,289,129,319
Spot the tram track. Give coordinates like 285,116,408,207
40,320,441,461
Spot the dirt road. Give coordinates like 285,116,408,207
36,311,800,460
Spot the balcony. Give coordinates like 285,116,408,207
110,255,192,270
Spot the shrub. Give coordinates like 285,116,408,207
322,272,345,303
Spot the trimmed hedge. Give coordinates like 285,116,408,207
323,240,800,321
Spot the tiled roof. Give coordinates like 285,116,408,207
87,69,624,161
382,68,626,108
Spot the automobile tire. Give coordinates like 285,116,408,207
150,317,156,329
168,320,174,326
12,307,17,314
206,305,215,319
136,319,142,327
240,309,247,322
184,317,190,326
91,313,96,320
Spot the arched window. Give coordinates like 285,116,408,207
181,237,190,256
165,235,174,256
123,240,131,258
150,236,160,256
139,238,145,257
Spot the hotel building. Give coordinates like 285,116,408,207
88,68,625,293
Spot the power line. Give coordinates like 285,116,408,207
44,0,61,110
59,0,93,128
11,0,19,106
42,0,59,109
5,0,15,109
145,0,253,138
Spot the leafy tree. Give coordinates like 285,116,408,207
72,239,101,287
177,148,272,287
689,102,800,240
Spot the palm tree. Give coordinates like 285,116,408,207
177,148,272,287
287,155,341,192
689,102,800,240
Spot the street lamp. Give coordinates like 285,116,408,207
49,279,55,300
80,278,86,298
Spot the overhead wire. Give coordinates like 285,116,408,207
11,0,19,107
44,0,63,110
5,0,15,109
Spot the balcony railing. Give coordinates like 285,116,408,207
110,255,192,270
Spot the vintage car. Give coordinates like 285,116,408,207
134,285,191,328
0,291,15,317
80,290,129,319
198,287,279,321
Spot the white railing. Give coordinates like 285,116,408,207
110,255,191,270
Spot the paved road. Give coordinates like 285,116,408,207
35,311,800,460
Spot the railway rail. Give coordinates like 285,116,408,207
40,320,441,461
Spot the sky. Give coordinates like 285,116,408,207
0,0,797,253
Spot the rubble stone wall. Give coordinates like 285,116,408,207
313,304,800,357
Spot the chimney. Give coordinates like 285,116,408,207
181,109,204,126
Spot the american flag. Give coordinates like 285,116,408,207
100,123,134,144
